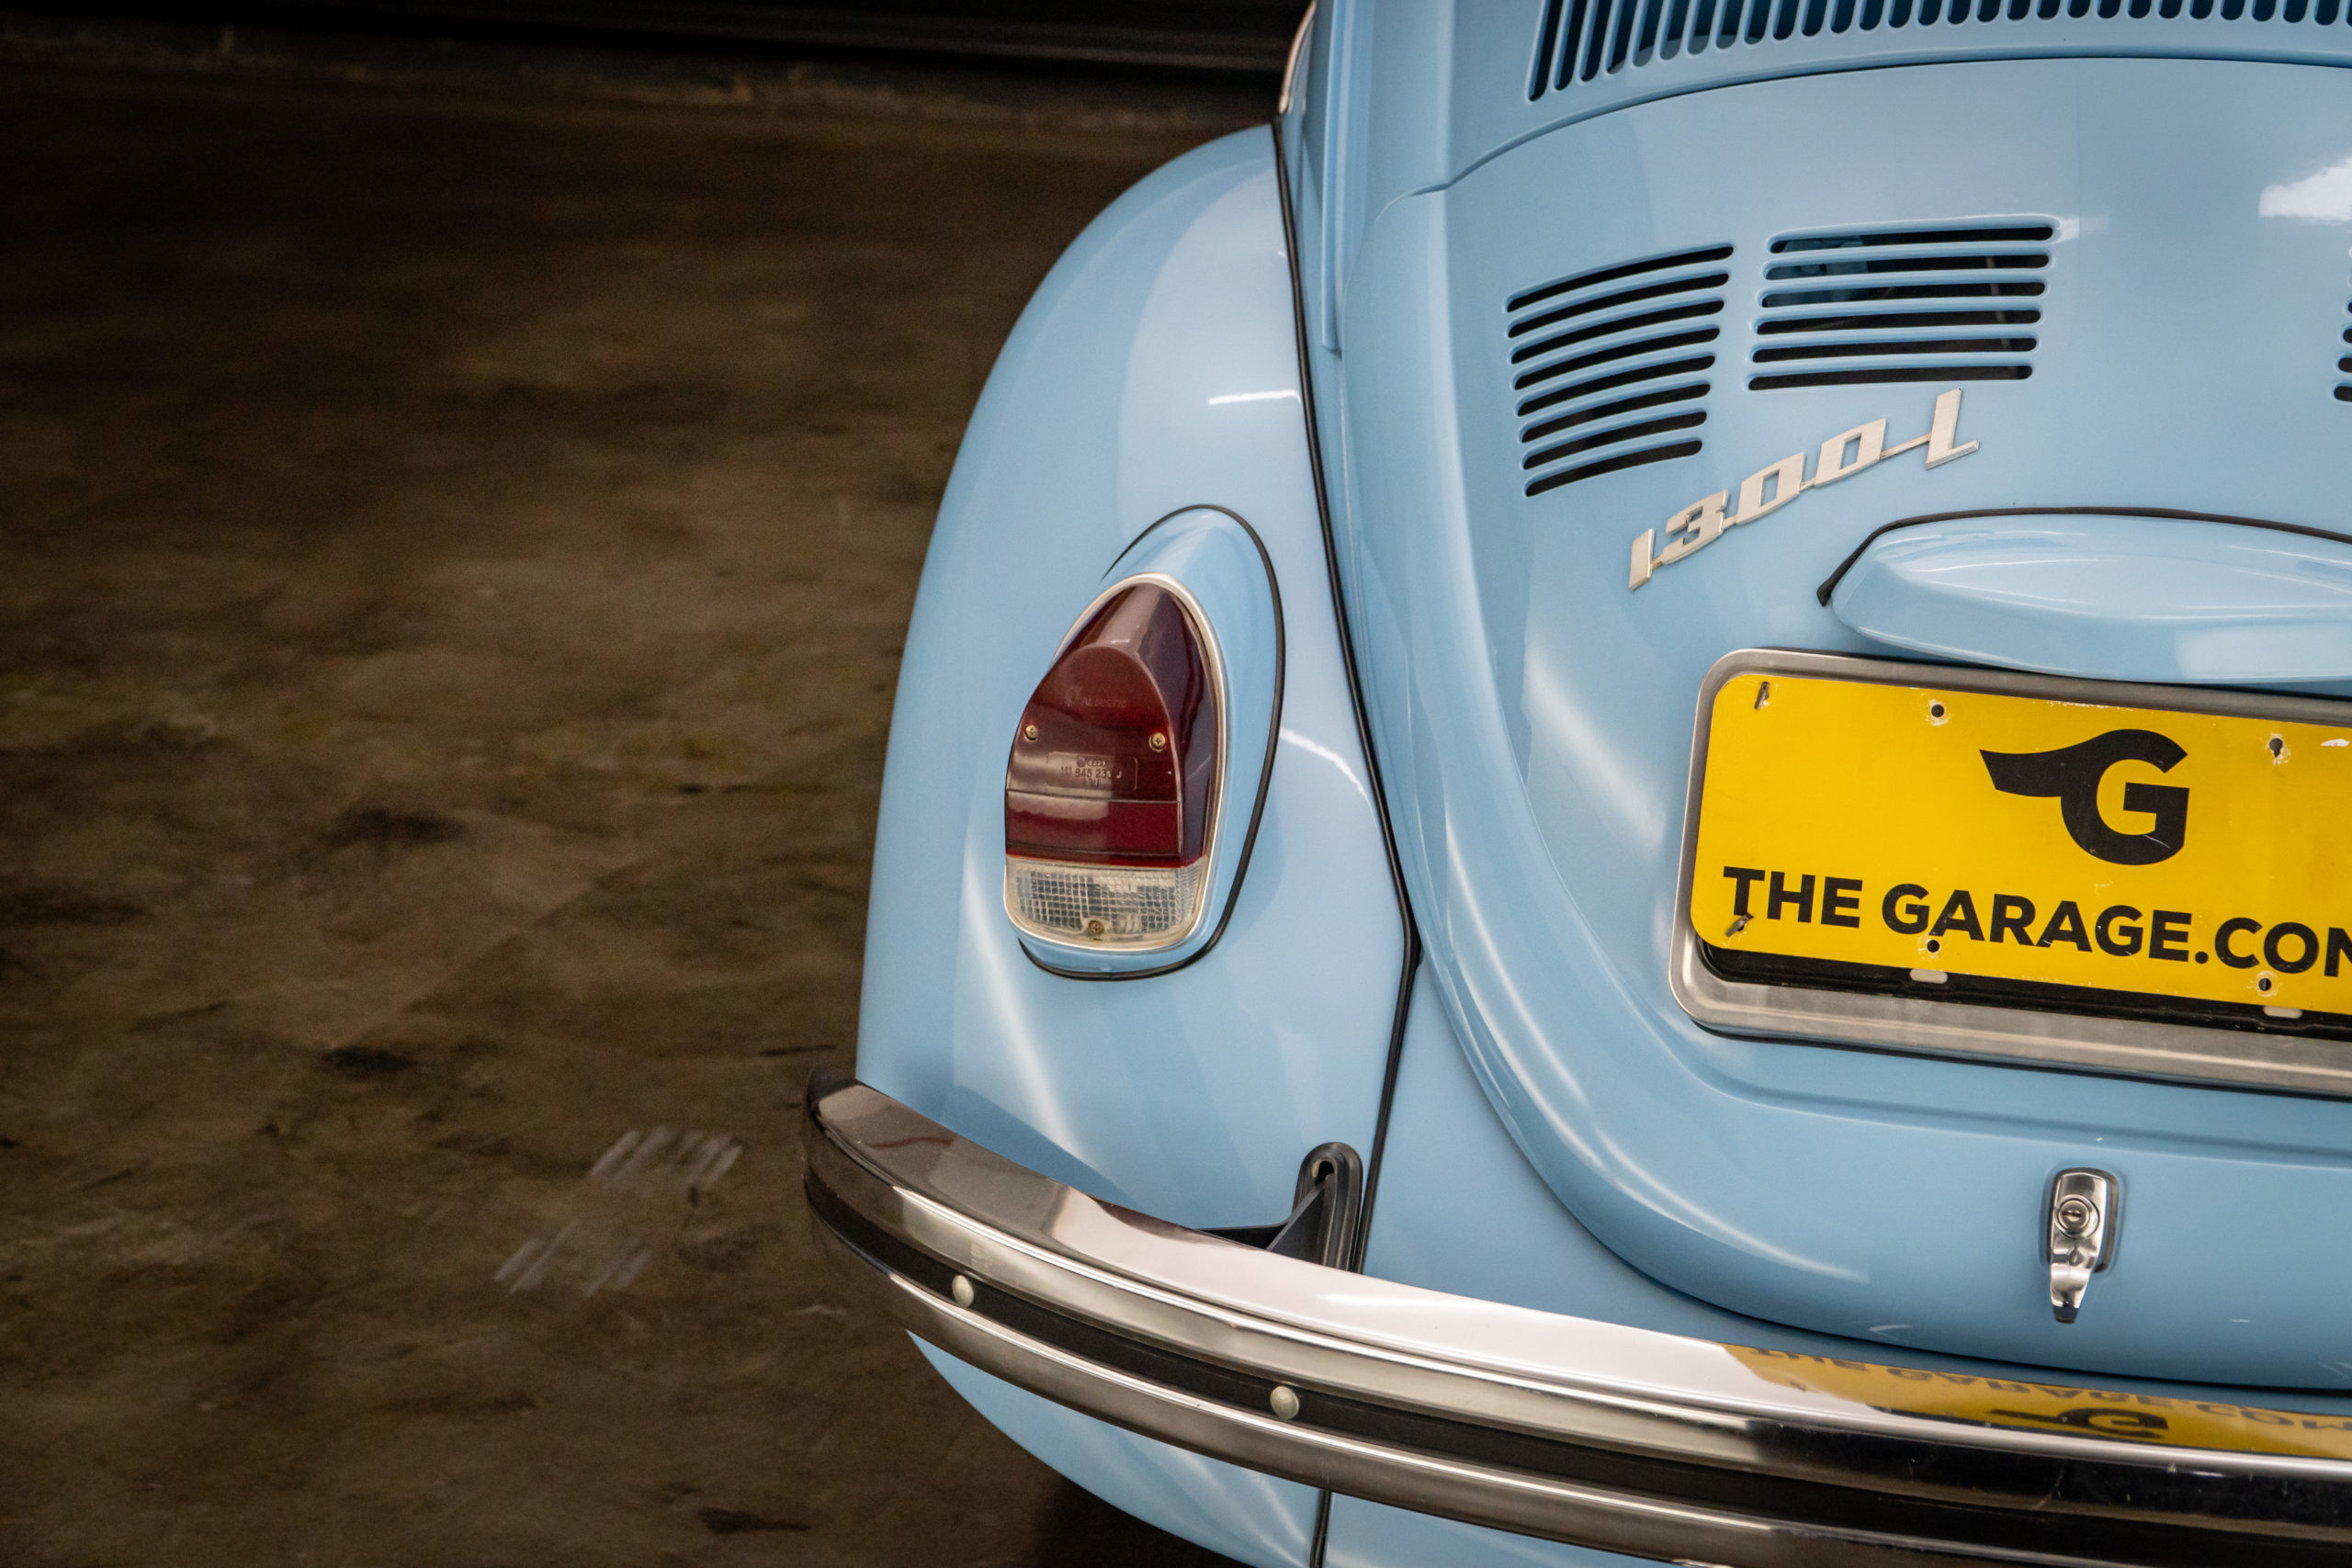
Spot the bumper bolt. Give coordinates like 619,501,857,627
1269,1385,1300,1421
951,1274,975,1308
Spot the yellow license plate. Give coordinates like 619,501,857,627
1730,1348,2352,1460
1690,667,2352,1020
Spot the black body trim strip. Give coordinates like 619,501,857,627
1272,119,1425,1568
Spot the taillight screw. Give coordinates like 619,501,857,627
1022,723,1039,742
1148,732,1167,752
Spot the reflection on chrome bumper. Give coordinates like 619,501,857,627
802,1067,2352,1566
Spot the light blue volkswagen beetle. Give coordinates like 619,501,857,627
804,3,2352,1562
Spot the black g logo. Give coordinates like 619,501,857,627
1981,730,2189,866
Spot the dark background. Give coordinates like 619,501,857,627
0,8,1294,1564
9,1,1306,70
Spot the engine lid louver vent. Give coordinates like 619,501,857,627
2338,299,2351,401
1530,0,2352,106
1748,224,2048,390
1510,244,1729,496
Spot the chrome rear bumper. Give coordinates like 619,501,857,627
803,1067,2352,1566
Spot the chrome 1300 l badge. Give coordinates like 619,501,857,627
1628,388,1980,590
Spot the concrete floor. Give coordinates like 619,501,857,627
0,39,1261,1566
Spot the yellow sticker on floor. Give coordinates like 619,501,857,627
1731,1346,2352,1459
1690,671,2352,1013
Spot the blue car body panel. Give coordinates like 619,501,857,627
856,127,1406,1233
1826,513,2352,685
1320,1498,1650,1568
1334,53,2352,1388
1363,965,2352,1402
918,1342,1322,1568
854,125,1401,1562
1291,0,2352,352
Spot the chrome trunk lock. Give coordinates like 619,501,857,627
2047,1169,2118,1324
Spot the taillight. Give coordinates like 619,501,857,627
1004,578,1223,948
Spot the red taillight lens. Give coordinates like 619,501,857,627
1004,581,1222,947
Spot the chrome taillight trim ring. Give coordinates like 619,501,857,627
1001,569,1230,954
1008,503,1286,981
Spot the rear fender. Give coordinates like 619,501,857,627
854,124,1408,1568
856,125,1405,1244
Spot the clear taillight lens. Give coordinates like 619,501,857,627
1004,581,1221,948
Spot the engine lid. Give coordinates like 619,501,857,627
1336,53,2352,1386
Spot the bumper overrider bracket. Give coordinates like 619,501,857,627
800,1067,2352,1566
1204,1141,1363,1269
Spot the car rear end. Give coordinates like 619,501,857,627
812,3,2352,1563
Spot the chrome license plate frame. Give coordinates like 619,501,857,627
1669,648,2352,1098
